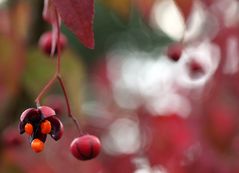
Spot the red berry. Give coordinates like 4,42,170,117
38,31,67,56
70,135,101,161
167,43,183,61
187,59,205,79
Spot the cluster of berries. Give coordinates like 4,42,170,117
19,106,100,160
19,16,101,161
167,43,205,78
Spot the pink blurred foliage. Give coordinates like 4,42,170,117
83,1,239,173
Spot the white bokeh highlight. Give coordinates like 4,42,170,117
150,0,185,41
102,118,141,155
107,41,220,118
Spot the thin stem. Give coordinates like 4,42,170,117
55,10,82,134
56,75,82,134
56,10,61,74
35,74,57,107
35,9,83,135
35,10,61,107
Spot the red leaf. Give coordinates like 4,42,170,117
174,0,193,21
52,0,95,49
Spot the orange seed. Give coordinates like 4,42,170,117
24,123,33,135
41,120,52,134
31,139,44,153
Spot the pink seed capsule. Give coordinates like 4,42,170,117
38,31,67,56
187,59,205,79
70,135,101,161
167,43,183,62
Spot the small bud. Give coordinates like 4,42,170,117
167,43,183,62
187,59,205,79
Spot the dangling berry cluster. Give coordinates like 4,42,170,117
19,0,101,161
19,106,63,153
166,42,205,80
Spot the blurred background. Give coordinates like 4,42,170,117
1,0,239,172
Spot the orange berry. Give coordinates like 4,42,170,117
41,120,52,134
24,123,33,135
31,139,44,153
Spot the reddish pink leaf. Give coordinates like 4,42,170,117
52,0,95,49
174,0,193,21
